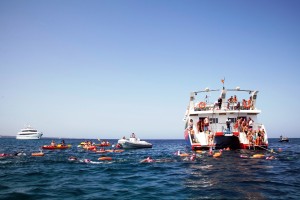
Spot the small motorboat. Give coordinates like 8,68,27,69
117,133,152,149
42,144,71,150
279,135,289,142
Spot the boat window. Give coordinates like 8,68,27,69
22,130,37,132
210,118,218,124
228,118,236,123
253,94,257,100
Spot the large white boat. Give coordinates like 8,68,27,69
117,133,152,149
16,125,43,140
183,83,268,150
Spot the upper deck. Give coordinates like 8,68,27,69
186,86,261,117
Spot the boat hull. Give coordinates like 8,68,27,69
185,130,269,150
118,138,152,149
16,133,43,140
121,141,152,149
279,139,289,142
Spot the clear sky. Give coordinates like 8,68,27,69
1,0,299,139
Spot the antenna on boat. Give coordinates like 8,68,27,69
221,77,225,89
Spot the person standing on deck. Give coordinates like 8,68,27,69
188,119,195,142
226,118,231,134
197,118,203,133
218,97,222,109
188,119,193,130
204,117,209,132
131,133,136,138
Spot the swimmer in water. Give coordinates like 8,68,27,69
190,153,196,161
140,157,154,163
68,156,78,161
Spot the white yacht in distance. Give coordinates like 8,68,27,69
16,125,43,139
184,81,269,150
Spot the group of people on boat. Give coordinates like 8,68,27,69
227,96,254,110
188,118,214,144
233,117,266,146
196,95,254,111
81,140,97,151
100,140,110,146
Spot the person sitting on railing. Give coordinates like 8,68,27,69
242,99,247,110
228,96,233,103
235,101,241,110
247,97,253,110
233,95,238,103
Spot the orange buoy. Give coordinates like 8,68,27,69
32,152,44,157
213,152,222,158
252,154,265,159
98,156,112,161
195,150,203,154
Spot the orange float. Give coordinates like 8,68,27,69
98,156,112,161
252,154,265,159
213,152,222,158
32,152,44,156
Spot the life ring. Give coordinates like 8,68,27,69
198,102,206,109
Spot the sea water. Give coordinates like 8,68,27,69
0,138,300,200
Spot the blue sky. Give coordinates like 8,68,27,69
1,0,299,139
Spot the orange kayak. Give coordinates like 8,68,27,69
42,144,71,150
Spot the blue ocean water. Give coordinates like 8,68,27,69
0,138,300,200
